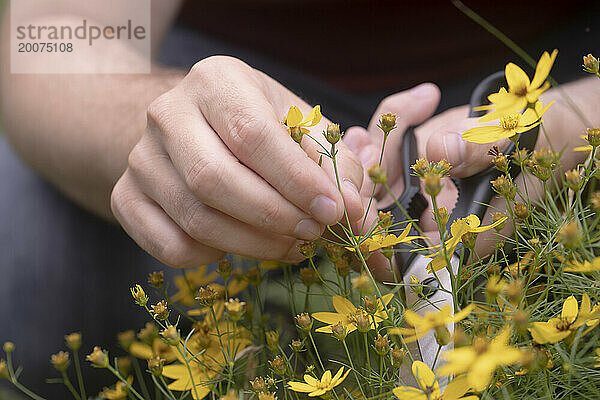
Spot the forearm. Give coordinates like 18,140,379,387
0,14,184,220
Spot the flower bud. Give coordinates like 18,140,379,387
491,175,515,200
2,342,13,354
148,271,164,289
246,267,263,286
161,325,180,346
331,322,347,341
490,149,509,174
353,311,371,333
409,275,423,296
423,172,442,197
378,112,397,134
586,127,600,147
50,351,70,372
583,53,599,74
130,284,148,307
218,259,232,279
290,339,304,353
86,346,109,368
565,169,583,191
362,296,377,314
462,232,477,250
512,310,529,335
435,207,449,226
265,331,279,352
378,211,393,230
325,123,342,144
269,355,287,376
225,298,246,322
374,334,390,356
64,332,82,352
148,356,164,377
391,348,407,368
434,326,451,346
296,313,314,334
290,126,304,144
491,212,508,231
250,377,268,393
0,360,8,379
514,202,529,220
300,267,318,287
368,165,387,184
151,300,170,320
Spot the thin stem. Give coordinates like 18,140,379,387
72,350,86,400
60,371,81,400
308,332,325,371
131,356,152,400
6,352,47,400
342,340,367,399
106,364,145,400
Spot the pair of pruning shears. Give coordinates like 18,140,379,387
379,71,539,369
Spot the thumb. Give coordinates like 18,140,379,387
423,106,510,178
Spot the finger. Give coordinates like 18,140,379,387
111,171,226,267
127,143,305,263
145,94,323,241
343,126,371,154
184,57,345,226
423,106,511,178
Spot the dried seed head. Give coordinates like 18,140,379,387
511,148,529,166
362,296,377,314
557,222,582,250
331,322,348,341
335,258,351,277
300,267,318,287
250,377,268,393
353,311,371,333
591,191,600,212
391,348,407,368
138,323,158,345
148,356,164,377
462,231,477,250
290,339,304,353
298,241,316,259
506,280,523,305
196,286,219,306
269,355,287,376
491,175,515,200
351,273,373,295
565,169,583,191
435,206,449,227
374,334,390,356
326,245,345,263
161,325,179,345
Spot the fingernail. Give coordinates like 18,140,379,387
410,83,434,98
442,133,467,167
310,195,339,225
294,219,322,240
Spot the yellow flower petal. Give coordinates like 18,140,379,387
288,382,315,393
302,105,322,127
304,374,319,387
528,321,571,344
462,126,515,144
443,375,471,400
332,295,358,315
562,295,579,323
450,304,475,323
285,106,303,127
530,49,558,90
412,361,439,394
128,342,153,360
505,62,530,93
312,312,345,326
467,354,498,392
392,386,428,400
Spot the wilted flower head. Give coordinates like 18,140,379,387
331,322,347,341
269,355,287,376
374,334,390,356
148,356,164,377
196,286,219,306
324,123,342,144
296,313,313,333
298,241,316,258
225,298,246,321
378,112,397,134
161,325,179,345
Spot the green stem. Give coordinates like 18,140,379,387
60,371,81,400
308,332,325,371
131,356,152,400
72,350,86,400
6,352,47,400
107,364,145,400
342,340,367,399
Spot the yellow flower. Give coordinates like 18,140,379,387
528,294,598,344
283,105,322,133
346,223,425,253
427,215,506,272
100,376,133,400
437,327,521,392
476,50,558,121
288,366,349,398
258,261,280,270
564,257,600,273
171,266,219,306
392,361,477,400
128,338,178,363
388,304,474,343
312,294,394,335
594,348,600,368
462,101,553,144
162,322,251,399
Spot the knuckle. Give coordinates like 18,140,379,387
181,201,212,241
227,108,269,157
184,156,226,195
154,237,195,267
258,201,283,231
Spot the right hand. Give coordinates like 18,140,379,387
110,56,364,267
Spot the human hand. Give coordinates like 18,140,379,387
111,56,364,267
